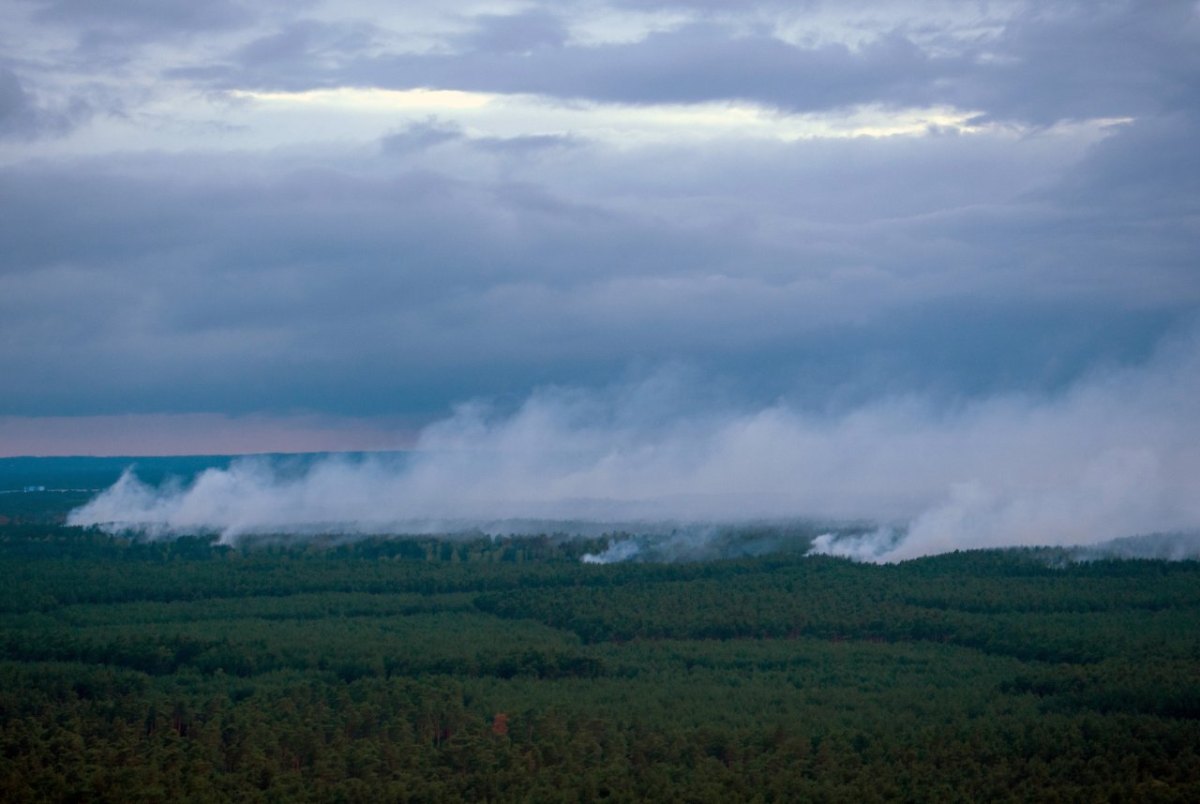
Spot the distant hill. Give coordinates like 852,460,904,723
0,452,411,492
0,455,234,492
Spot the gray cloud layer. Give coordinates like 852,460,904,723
0,65,90,138
2,106,1195,417
146,1,1199,125
7,1,1196,137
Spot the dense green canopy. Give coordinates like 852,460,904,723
2,520,1199,801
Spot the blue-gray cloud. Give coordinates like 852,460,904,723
137,1,1199,126
0,65,89,138
7,0,1195,150
1,107,1195,420
196,22,956,114
379,118,464,153
958,1,1200,123
464,9,569,54
26,0,255,38
0,0,1196,455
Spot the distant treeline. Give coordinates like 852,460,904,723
0,452,418,494
0,455,229,492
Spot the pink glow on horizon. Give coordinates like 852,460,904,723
0,414,419,457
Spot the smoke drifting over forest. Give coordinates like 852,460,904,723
68,325,1200,562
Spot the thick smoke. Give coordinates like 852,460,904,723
68,326,1200,560
1066,531,1200,562
579,522,842,564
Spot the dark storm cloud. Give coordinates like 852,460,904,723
463,9,569,54
216,22,951,114
10,0,1193,138
380,119,578,156
954,1,1200,124
0,154,732,416
379,118,464,154
234,19,381,73
0,66,89,138
1049,110,1200,216
26,0,254,37
0,1,1195,423
2,101,1195,421
0,67,47,137
472,133,579,155
144,1,1199,126
13,0,294,84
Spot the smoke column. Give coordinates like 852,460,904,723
69,325,1200,560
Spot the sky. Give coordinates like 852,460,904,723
4,1,1200,553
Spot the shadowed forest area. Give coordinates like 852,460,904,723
1,479,1199,801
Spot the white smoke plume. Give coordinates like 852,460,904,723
69,325,1200,560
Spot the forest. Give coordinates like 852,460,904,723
1,476,1199,801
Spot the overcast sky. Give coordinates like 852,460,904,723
2,0,1198,457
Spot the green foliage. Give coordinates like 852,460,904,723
2,525,1199,801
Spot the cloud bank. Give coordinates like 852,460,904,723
69,323,1200,560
